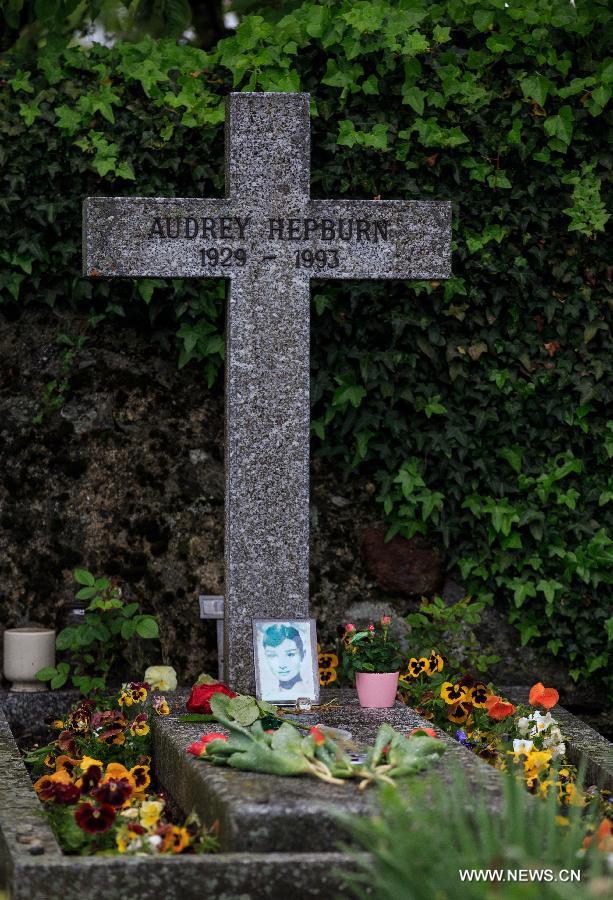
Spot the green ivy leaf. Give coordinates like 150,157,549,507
520,74,555,108
472,10,494,32
9,70,34,93
332,379,367,408
544,106,574,146
36,666,57,681
54,104,83,134
402,86,425,114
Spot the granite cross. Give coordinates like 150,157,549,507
83,92,451,695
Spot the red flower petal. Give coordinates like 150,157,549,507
75,802,116,834
409,727,438,739
309,726,326,746
485,695,516,721
186,683,236,714
187,732,228,757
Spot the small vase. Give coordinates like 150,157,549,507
3,625,56,692
355,671,399,709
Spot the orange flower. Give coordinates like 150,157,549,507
485,695,516,721
583,819,613,852
54,755,80,776
34,769,72,793
528,682,559,710
102,763,135,789
162,825,190,854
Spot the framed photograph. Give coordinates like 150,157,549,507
252,619,320,706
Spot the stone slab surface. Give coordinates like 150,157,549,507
153,688,505,854
9,853,352,900
224,263,311,695
83,197,451,280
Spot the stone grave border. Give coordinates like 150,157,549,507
0,692,349,900
1,688,610,899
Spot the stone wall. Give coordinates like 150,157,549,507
0,305,608,728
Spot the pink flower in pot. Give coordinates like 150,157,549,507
345,620,402,708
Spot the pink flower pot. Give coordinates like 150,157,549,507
355,672,399,709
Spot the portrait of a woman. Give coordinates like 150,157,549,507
254,620,318,703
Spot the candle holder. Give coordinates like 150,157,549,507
3,625,56,692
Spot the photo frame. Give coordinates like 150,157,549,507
252,619,320,706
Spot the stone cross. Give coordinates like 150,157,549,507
83,92,451,694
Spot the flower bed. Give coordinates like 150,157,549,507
397,653,612,826
0,692,355,900
23,683,216,857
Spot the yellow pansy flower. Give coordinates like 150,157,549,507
140,800,165,830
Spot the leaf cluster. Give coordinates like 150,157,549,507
339,766,607,899
36,568,160,694
406,594,500,673
204,692,444,787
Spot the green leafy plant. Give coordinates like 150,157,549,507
339,767,608,899
36,569,159,694
377,458,445,541
32,327,92,424
406,595,499,674
343,618,402,677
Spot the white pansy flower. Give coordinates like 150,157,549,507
551,742,566,759
513,739,534,753
530,711,554,733
148,835,163,849
517,717,530,735
144,665,177,691
543,727,563,749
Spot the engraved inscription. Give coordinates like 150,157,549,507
295,249,339,269
269,218,388,242
147,215,391,246
201,247,247,266
149,216,251,239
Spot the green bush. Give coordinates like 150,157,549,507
339,768,608,899
1,0,611,691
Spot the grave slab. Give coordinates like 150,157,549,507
1,689,611,899
153,688,506,854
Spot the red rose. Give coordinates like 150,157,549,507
186,682,236,714
187,732,228,757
